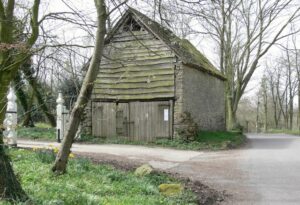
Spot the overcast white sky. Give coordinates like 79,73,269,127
38,0,300,100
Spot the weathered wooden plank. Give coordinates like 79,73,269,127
116,103,129,137
95,75,174,84
106,44,170,52
92,102,117,137
111,36,155,42
105,44,170,52
99,66,173,74
100,62,173,70
94,87,174,96
94,80,174,89
93,93,174,100
98,69,174,78
105,47,171,56
104,51,174,60
101,55,175,63
109,39,167,47
112,33,154,40
101,57,176,67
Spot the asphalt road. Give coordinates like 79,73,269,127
18,133,300,204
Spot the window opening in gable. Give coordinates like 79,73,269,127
123,18,142,32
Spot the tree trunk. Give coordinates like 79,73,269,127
22,62,56,127
0,132,28,202
285,90,289,129
256,96,260,133
262,80,268,132
298,83,300,131
263,97,267,132
21,93,35,127
0,0,40,201
289,97,293,130
51,0,107,174
226,96,237,130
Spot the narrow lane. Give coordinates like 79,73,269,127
18,134,300,204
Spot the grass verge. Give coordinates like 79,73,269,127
17,123,56,141
17,125,246,150
78,131,246,151
18,127,55,141
267,129,300,136
0,148,196,205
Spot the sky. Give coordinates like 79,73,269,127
36,0,300,100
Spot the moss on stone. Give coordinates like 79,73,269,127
159,184,183,196
134,164,153,177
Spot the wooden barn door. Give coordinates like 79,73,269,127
129,101,172,141
116,103,130,138
92,101,172,140
92,102,116,137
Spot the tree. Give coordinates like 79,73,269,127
51,0,107,173
266,66,283,129
0,0,41,201
22,60,57,127
260,75,268,132
156,0,300,130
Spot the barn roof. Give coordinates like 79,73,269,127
105,7,226,80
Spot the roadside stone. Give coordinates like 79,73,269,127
159,183,183,196
134,164,153,177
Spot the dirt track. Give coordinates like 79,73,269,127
18,133,300,204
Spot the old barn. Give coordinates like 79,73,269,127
81,8,226,141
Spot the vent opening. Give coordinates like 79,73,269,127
123,18,142,32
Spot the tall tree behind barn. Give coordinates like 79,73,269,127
81,8,226,141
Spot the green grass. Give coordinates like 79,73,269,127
79,131,246,151
267,129,300,136
17,123,55,141
34,122,53,129
0,149,196,205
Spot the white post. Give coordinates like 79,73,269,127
4,87,18,146
56,93,64,142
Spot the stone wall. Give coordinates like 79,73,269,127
182,64,226,131
173,61,184,138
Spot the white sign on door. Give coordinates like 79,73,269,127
164,109,169,121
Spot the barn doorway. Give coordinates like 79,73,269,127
92,101,173,141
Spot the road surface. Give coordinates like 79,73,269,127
18,133,300,204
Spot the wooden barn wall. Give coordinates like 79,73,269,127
91,101,172,141
92,29,176,100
